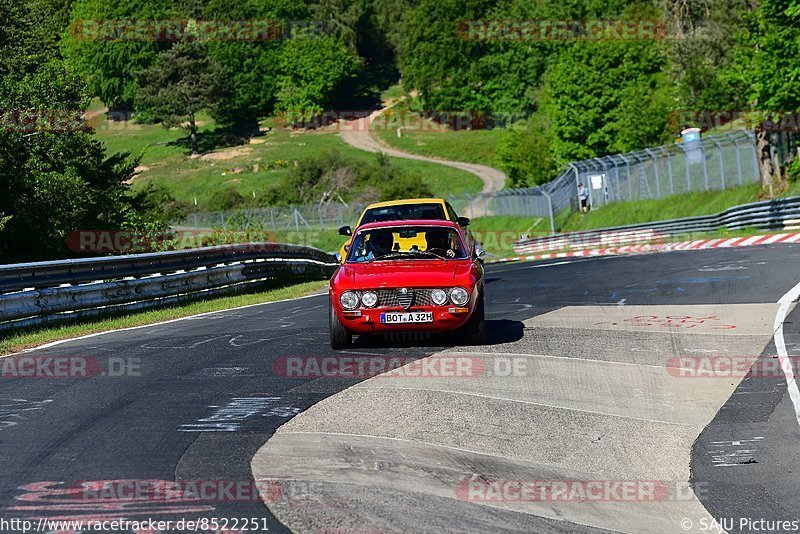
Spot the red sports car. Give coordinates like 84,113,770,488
328,219,486,349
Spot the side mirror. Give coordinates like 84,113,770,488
338,225,352,236
475,249,486,262
457,217,470,227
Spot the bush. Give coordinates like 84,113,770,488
262,150,431,206
787,158,800,183
207,187,246,211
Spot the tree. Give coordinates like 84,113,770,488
0,63,139,261
542,37,671,161
275,36,361,119
663,0,750,110
496,117,559,187
61,0,174,107
729,0,800,192
136,38,227,155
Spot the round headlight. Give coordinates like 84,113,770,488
361,291,378,308
450,287,470,306
431,289,448,306
340,291,359,310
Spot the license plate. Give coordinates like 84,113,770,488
380,312,433,324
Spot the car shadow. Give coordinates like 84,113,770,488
351,319,524,349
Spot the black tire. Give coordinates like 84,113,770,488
461,293,486,345
329,300,352,350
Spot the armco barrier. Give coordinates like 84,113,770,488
514,196,800,254
0,243,337,332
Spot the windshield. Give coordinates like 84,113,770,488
360,203,446,224
346,226,467,262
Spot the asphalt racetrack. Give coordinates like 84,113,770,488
0,244,798,533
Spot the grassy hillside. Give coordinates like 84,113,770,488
557,182,800,232
91,111,483,210
373,123,503,168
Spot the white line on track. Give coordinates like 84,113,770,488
775,280,800,428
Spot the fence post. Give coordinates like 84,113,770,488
701,142,709,190
680,144,691,191
618,154,632,200
745,131,760,185
714,139,725,190
734,138,743,186
662,147,674,195
645,148,660,197
541,190,555,235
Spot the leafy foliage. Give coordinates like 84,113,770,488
61,0,174,107
496,118,558,187
260,150,431,206
275,37,361,119
136,38,227,154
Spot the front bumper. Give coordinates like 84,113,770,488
337,305,473,334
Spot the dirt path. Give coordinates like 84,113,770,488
338,107,506,217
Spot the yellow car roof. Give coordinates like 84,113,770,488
363,198,447,209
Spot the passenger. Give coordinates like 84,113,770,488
425,229,456,258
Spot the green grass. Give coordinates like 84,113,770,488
468,216,550,256
558,181,800,232
373,120,503,168
0,280,327,356
272,229,344,254
91,109,483,209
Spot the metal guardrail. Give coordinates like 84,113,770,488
513,196,800,254
0,243,338,332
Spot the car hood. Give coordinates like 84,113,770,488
339,260,472,288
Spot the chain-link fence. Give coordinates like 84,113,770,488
569,130,758,209
181,202,370,231
180,130,760,231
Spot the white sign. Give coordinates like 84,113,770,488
589,174,605,190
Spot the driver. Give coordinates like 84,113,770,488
357,230,393,261
425,229,456,258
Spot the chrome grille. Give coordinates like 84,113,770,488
374,288,436,308
397,288,413,309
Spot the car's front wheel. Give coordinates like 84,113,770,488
329,299,353,350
